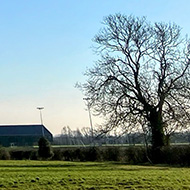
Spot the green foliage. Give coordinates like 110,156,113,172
38,137,53,160
0,147,10,160
101,147,122,161
50,145,190,165
10,149,37,160
2,145,190,166
159,146,190,166
125,146,147,164
52,147,102,161
85,147,101,161
51,149,64,160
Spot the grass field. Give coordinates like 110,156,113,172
0,161,190,189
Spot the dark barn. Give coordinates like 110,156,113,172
0,124,53,147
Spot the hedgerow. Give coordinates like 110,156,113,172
1,145,190,166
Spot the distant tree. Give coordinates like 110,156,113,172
81,127,92,144
38,137,53,160
61,126,71,144
78,14,190,151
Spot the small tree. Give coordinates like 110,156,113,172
38,137,53,160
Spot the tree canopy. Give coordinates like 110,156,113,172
79,14,190,149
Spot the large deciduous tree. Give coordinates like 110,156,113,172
79,14,190,150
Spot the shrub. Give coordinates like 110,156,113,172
102,147,121,161
29,150,38,160
85,147,101,161
80,147,101,161
4,144,190,165
125,146,147,164
38,137,53,160
62,149,75,161
52,149,64,160
160,146,190,166
73,148,85,161
0,147,10,160
9,149,37,160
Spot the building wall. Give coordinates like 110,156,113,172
0,136,39,146
0,125,53,147
0,135,53,147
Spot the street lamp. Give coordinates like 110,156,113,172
37,107,44,125
83,98,93,142
37,107,44,136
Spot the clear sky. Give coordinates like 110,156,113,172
0,0,190,135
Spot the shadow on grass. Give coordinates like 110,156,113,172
0,161,182,171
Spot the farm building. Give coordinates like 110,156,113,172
0,124,53,147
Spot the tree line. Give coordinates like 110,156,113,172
53,126,190,146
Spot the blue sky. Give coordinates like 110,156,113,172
0,0,190,135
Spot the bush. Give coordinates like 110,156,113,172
11,150,30,160
125,146,147,164
76,147,101,161
62,149,74,161
73,148,85,161
160,146,190,166
85,147,101,161
2,144,190,165
38,137,53,160
0,147,10,160
102,147,122,161
52,149,64,160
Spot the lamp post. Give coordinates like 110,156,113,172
83,98,93,143
37,107,44,136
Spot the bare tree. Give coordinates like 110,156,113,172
78,14,190,150
61,126,73,145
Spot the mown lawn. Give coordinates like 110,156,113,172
0,161,189,189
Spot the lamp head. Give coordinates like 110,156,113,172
37,107,44,110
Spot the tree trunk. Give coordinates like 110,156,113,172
147,109,165,163
148,110,165,150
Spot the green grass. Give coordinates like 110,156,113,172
0,161,190,189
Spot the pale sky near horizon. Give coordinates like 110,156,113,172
0,0,190,135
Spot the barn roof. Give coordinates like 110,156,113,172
0,124,52,136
